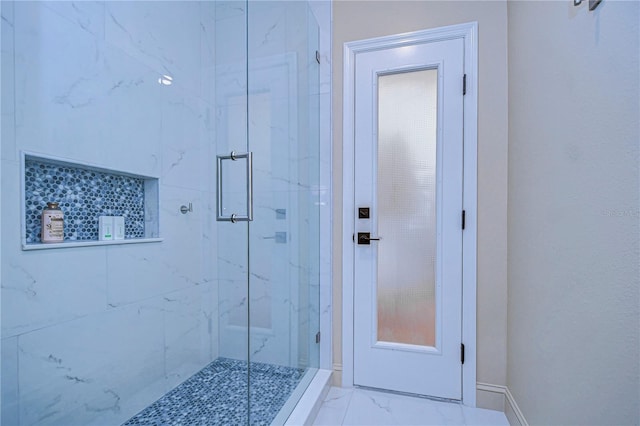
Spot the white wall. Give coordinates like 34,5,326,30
1,2,217,424
332,0,509,410
507,1,640,424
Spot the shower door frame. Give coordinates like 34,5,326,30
341,22,478,406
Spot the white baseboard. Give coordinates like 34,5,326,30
332,363,343,387
476,383,528,426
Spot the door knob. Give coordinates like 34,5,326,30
357,232,380,245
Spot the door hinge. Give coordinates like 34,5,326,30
315,331,321,344
316,50,320,64
462,210,466,230
463,74,467,95
461,343,465,364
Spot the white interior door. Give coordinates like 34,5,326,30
353,38,464,400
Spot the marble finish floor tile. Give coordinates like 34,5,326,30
313,387,509,426
123,358,304,426
312,387,354,426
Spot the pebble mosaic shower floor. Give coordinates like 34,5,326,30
123,358,305,426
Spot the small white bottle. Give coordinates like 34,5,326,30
41,202,64,243
113,216,125,240
99,216,114,241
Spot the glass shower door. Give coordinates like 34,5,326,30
246,1,321,422
214,0,250,423
216,1,320,423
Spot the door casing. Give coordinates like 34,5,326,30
341,22,478,406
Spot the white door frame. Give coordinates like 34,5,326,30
341,22,478,406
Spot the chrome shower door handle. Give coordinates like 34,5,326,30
216,151,253,222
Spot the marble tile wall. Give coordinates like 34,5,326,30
1,2,217,425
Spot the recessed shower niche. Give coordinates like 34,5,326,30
21,152,161,250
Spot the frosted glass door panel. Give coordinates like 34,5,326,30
376,69,437,347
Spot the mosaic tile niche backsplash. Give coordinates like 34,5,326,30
24,159,146,243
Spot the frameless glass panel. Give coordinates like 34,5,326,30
305,4,322,372
376,69,438,347
247,1,320,423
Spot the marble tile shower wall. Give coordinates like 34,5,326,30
1,2,219,425
214,1,321,368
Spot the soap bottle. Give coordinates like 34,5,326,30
41,202,64,243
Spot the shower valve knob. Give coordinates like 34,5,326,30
180,203,193,214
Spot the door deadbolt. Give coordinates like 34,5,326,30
357,232,380,245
